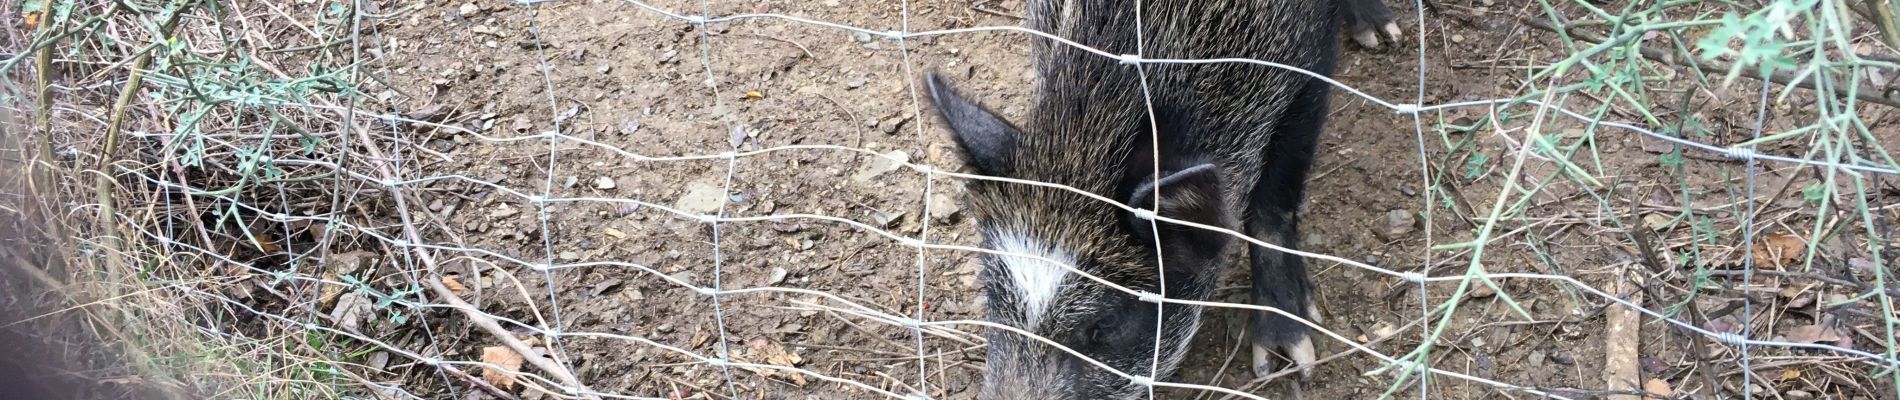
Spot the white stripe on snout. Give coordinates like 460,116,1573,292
993,232,1074,326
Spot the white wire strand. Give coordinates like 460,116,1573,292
96,0,1900,398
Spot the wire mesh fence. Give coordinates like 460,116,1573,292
2,0,1897,399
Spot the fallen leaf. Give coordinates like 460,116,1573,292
442,274,469,297
744,90,764,100
480,346,525,389
329,293,372,333
25,12,39,31
1780,368,1801,381
1641,378,1673,400
1751,232,1805,269
737,337,806,386
1782,323,1843,344
603,228,628,239
1642,213,1672,231
319,271,344,307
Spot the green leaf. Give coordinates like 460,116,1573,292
1464,152,1490,179
1801,183,1826,204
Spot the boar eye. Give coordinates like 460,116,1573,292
1085,318,1115,345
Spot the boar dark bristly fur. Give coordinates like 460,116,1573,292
927,0,1393,398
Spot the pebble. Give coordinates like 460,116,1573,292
459,3,480,16
1376,209,1416,239
558,251,579,261
490,205,520,219
674,181,728,214
853,32,872,43
852,150,910,182
927,192,961,220
768,268,788,284
879,114,913,134
594,177,616,190
847,75,867,89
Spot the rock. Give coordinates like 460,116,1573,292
1376,209,1416,239
879,114,913,134
490,205,520,219
768,268,788,284
459,3,481,16
847,75,867,89
853,32,872,43
853,150,910,182
558,251,579,261
674,181,728,214
594,177,616,190
872,211,905,227
927,192,961,220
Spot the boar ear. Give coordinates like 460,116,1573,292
1126,163,1232,264
926,72,1018,176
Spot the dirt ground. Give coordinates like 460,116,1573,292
352,0,1900,399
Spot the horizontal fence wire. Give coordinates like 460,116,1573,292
37,0,1899,398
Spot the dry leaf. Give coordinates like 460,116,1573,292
1750,232,1805,269
1641,378,1673,400
1780,368,1802,381
329,293,372,333
604,228,628,238
737,337,806,386
442,274,470,297
319,271,344,307
480,346,525,389
25,12,40,31
1783,323,1843,344
743,90,764,100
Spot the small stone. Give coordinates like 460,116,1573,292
927,193,961,220
1786,390,1813,399
872,211,905,227
768,268,788,284
459,3,480,16
558,251,579,261
674,181,728,214
620,119,641,135
594,177,616,190
597,64,611,74
1451,34,1466,43
847,75,867,89
563,176,578,188
879,114,913,134
852,150,910,182
490,205,520,219
1376,209,1416,239
368,352,390,371
854,32,872,43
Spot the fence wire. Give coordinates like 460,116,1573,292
12,0,1900,399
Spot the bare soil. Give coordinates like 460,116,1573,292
361,0,1900,398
